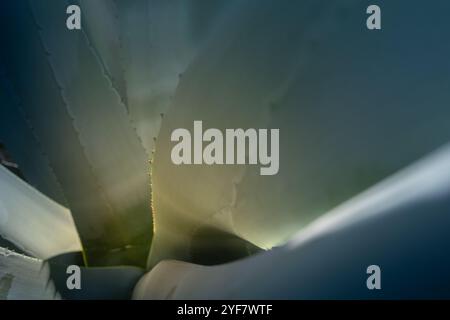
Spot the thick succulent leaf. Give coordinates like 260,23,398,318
29,0,153,252
0,164,81,259
77,0,127,106
135,145,450,299
0,247,59,300
148,0,450,267
0,0,152,267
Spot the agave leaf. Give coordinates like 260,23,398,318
113,0,176,155
135,146,450,299
0,1,118,266
77,0,128,106
0,0,152,267
79,0,187,155
0,165,81,259
0,247,59,300
29,0,152,267
148,0,450,267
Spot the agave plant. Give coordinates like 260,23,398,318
0,0,231,269
1,0,450,300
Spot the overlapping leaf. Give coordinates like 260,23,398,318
149,0,450,267
0,0,152,267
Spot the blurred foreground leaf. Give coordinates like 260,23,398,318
0,164,81,259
